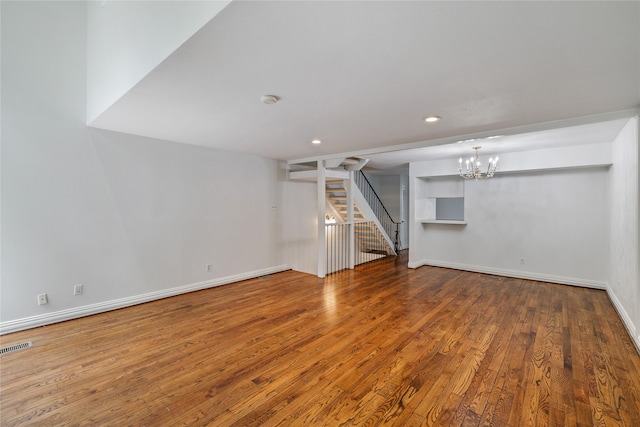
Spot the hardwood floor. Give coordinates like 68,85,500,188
2,252,640,426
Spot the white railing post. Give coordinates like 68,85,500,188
348,171,355,269
317,160,326,278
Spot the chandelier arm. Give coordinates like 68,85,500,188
456,146,498,180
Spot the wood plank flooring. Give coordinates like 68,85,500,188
2,252,640,426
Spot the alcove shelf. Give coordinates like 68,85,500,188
419,219,467,225
415,196,465,222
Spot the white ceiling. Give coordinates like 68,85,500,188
91,1,640,169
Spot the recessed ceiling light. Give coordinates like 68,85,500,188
424,116,441,123
312,139,322,145
261,95,279,105
457,135,501,144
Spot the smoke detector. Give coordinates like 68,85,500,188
261,95,279,105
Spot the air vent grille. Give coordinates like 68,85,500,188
0,341,33,355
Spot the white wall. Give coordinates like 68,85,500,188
400,174,409,250
283,179,318,276
412,142,613,177
1,1,286,332
409,143,613,288
366,174,401,221
86,0,230,124
366,173,410,249
608,117,639,349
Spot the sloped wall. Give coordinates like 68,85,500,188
1,1,285,332
86,0,231,124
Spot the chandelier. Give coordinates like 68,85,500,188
458,146,498,180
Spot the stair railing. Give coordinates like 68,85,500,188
325,222,350,275
325,221,393,275
353,171,401,251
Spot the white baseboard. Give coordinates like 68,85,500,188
408,258,608,289
407,260,424,269
0,265,289,335
606,286,640,354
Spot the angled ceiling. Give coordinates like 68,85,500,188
90,1,640,168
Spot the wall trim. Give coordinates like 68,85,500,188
606,285,640,354
408,259,608,289
0,265,289,335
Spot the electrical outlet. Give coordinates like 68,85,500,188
37,293,48,305
520,258,525,265
206,264,213,272
74,284,83,295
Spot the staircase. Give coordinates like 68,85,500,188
325,181,395,258
326,182,364,221
287,160,398,276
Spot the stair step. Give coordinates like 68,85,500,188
364,249,389,255
357,235,387,241
359,236,384,241
323,182,396,257
356,232,378,237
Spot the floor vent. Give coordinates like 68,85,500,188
0,341,33,355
